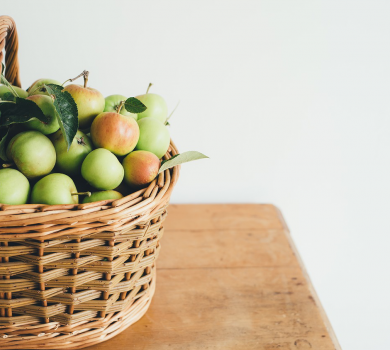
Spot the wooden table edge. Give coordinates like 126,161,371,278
273,205,342,350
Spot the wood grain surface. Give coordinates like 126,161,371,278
87,204,340,350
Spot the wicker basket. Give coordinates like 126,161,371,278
0,16,179,349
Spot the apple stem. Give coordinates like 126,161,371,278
1,163,14,168
72,191,91,197
166,100,180,123
116,101,125,113
83,71,89,88
63,70,89,87
77,137,87,146
146,83,152,94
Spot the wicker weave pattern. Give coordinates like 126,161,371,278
0,206,166,322
0,16,180,348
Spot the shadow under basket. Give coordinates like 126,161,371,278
0,16,180,349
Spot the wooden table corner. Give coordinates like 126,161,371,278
88,204,341,350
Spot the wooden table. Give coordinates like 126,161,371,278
88,204,340,350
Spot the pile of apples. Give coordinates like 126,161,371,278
0,73,171,205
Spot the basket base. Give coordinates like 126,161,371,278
0,275,156,350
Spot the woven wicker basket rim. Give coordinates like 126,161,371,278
0,139,179,211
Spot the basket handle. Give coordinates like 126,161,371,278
0,16,21,87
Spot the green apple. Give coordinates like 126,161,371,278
0,85,28,99
24,95,60,135
90,112,139,156
82,190,123,204
104,94,137,120
122,150,160,187
6,131,56,179
136,117,170,159
31,173,79,205
136,93,168,123
81,148,124,190
27,78,61,96
51,130,93,176
64,84,105,129
0,168,30,204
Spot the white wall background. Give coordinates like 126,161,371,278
2,1,390,349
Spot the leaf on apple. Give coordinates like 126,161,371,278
2,92,15,102
0,98,49,127
124,97,147,114
0,73,20,97
44,84,78,151
158,151,208,174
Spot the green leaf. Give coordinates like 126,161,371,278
0,98,49,126
158,151,208,174
2,92,15,102
44,84,78,150
0,73,20,97
124,97,147,114
160,154,179,165
0,128,10,161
